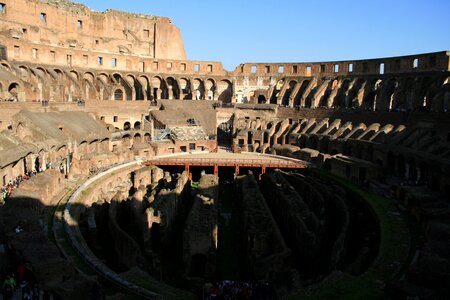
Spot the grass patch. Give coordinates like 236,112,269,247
286,170,413,300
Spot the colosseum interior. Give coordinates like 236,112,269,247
0,0,449,299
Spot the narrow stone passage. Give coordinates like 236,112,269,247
216,182,245,281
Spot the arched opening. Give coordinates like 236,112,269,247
133,133,141,143
347,79,365,108
263,132,269,144
363,79,382,111
123,122,131,131
166,77,179,99
333,79,351,108
385,78,399,111
205,79,215,100
258,95,266,104
138,76,151,100
247,131,253,144
217,80,232,103
113,73,132,100
34,157,40,172
152,76,163,100
114,89,123,101
134,121,141,130
8,83,20,101
193,79,204,100
144,133,151,142
294,80,310,107
282,80,297,106
270,79,284,104
179,78,191,100
217,122,232,147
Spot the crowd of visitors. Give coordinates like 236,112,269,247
0,171,40,203
205,280,277,300
1,262,51,300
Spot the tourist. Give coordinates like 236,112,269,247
2,274,16,298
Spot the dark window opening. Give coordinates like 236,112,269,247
320,64,325,72
292,65,298,73
113,116,118,122
77,20,83,29
0,3,5,13
97,57,103,65
40,13,47,24
189,143,195,150
265,65,270,73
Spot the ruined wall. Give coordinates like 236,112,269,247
0,0,186,64
236,172,291,280
232,52,450,77
232,110,450,195
149,170,190,245
183,174,218,278
260,171,325,278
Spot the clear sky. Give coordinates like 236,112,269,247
77,0,449,71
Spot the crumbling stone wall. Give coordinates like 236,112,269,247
148,170,190,246
183,174,218,279
236,172,291,280
260,171,324,279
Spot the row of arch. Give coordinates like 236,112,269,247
0,62,233,103
267,75,450,112
296,134,444,191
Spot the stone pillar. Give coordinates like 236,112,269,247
168,86,173,100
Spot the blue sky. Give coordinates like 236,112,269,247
78,0,450,71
